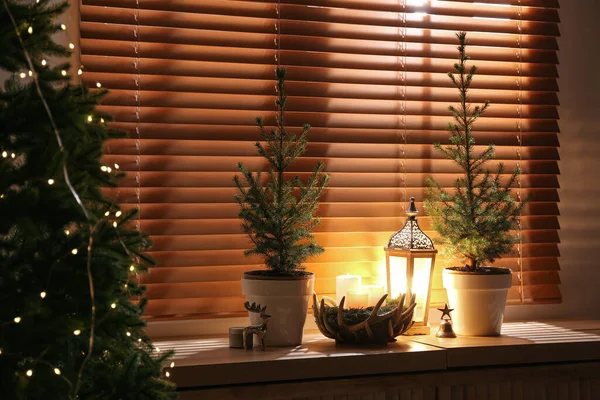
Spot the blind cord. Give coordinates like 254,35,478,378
517,0,525,304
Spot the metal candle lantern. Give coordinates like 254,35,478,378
384,197,437,335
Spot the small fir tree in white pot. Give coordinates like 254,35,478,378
234,68,329,346
424,32,526,336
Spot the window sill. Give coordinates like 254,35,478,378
155,319,600,391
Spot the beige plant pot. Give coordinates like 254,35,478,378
442,267,512,336
241,272,314,347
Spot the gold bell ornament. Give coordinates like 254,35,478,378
435,303,457,338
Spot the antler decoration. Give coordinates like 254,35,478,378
312,293,416,344
243,301,271,350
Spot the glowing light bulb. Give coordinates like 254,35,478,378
0,349,2,354
165,371,170,378
104,211,110,216
71,248,78,255
54,368,61,375
1,151,7,158
26,370,33,377
19,72,26,79
61,24,66,30
14,316,21,323
69,43,75,49
111,303,116,309
10,153,15,158
101,166,108,172
61,70,67,76
115,211,122,217
155,347,160,352
114,163,119,169
129,265,135,272
138,338,142,342
73,330,81,335
87,115,93,122
28,70,33,77
64,230,70,235
112,222,117,228
48,179,55,185
77,69,82,75
170,362,175,368
96,82,102,88
40,291,46,299
126,332,131,337
42,59,47,66
28,26,33,34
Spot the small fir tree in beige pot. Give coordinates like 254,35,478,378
234,68,329,346
424,33,526,336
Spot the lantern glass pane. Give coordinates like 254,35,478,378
412,257,433,322
388,256,407,299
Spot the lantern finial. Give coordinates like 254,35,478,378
407,197,418,218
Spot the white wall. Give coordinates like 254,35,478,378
503,0,600,321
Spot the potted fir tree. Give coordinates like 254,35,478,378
424,32,526,336
234,68,329,346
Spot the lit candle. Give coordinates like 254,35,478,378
362,284,386,307
346,291,369,309
336,274,361,306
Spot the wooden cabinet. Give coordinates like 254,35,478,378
180,362,600,400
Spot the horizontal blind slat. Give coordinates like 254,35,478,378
80,3,560,35
115,173,559,189
104,123,560,146
143,244,559,267
105,187,560,204
82,56,560,89
81,22,559,51
119,202,560,219
104,140,560,161
144,230,559,253
129,216,559,235
82,0,560,20
96,106,560,131
99,90,559,119
85,73,560,105
81,39,559,77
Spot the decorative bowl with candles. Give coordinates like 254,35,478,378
312,292,416,345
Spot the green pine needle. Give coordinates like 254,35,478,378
424,32,527,270
0,1,176,398
234,68,329,274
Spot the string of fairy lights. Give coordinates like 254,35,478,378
0,0,174,389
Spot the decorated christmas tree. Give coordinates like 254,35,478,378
0,1,176,398
424,32,526,271
234,68,329,275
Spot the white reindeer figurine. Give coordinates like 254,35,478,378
243,302,271,350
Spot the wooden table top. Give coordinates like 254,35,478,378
154,319,600,389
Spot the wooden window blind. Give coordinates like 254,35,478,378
80,0,561,320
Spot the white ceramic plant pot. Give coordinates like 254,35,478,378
241,272,314,347
442,268,512,336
